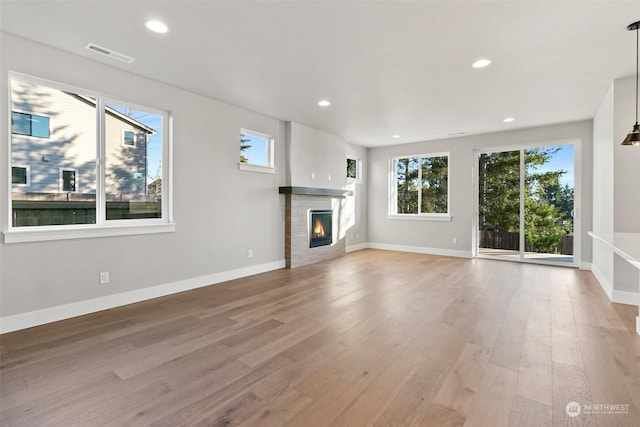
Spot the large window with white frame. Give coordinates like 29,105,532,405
390,153,449,217
6,72,172,239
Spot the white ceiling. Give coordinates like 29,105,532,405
1,1,639,147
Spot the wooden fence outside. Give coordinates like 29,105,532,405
478,230,573,255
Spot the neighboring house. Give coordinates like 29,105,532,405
148,178,162,196
10,79,156,199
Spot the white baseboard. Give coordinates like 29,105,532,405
579,262,592,271
612,290,640,306
591,263,614,300
346,242,369,253
0,260,286,334
367,242,472,259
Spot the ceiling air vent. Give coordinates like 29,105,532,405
84,43,135,64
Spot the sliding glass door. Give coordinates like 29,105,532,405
476,144,576,265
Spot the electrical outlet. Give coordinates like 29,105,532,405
328,174,332,180
99,271,109,284
452,238,457,244
311,172,316,179
247,249,253,259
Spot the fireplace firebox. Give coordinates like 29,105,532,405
309,210,332,248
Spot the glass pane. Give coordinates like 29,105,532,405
421,155,448,213
31,115,50,138
396,157,419,214
11,112,31,135
524,145,574,263
62,170,76,192
347,158,357,179
478,150,520,258
10,78,96,227
104,103,162,220
240,132,269,166
12,167,27,184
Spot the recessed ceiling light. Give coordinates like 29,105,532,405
503,117,515,122
392,135,401,139
472,59,491,68
318,100,331,107
145,20,168,34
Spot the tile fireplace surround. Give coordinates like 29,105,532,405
279,187,351,268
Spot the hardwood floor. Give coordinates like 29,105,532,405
1,249,639,426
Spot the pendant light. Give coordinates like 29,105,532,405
622,21,640,146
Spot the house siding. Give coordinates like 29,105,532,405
11,79,150,197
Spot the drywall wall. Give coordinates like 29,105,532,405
614,76,640,233
346,143,368,248
592,83,615,288
287,122,345,190
368,120,593,264
0,33,287,324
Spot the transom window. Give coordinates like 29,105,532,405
239,128,275,173
346,157,362,182
6,72,172,239
390,153,449,216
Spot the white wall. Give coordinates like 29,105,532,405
368,121,593,263
592,83,615,288
591,75,640,319
614,76,640,233
346,143,368,248
286,122,345,190
0,33,288,326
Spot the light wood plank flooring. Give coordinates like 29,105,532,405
1,249,639,426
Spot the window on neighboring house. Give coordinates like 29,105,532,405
6,73,172,240
239,128,275,173
60,169,77,192
11,111,50,138
391,153,449,217
12,166,30,186
122,130,135,146
347,157,362,182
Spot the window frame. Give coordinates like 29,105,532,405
4,71,175,243
11,165,31,187
389,152,452,221
11,111,51,139
238,128,276,174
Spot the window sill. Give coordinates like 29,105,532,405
387,214,452,222
2,223,176,244
238,163,276,174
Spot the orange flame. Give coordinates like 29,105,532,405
313,218,325,238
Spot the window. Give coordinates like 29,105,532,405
390,153,449,218
60,169,77,192
12,166,30,186
347,156,362,182
5,73,173,241
11,111,50,138
239,128,275,173
122,130,135,146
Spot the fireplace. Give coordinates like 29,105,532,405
309,210,332,248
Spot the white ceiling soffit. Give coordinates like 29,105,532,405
1,1,640,147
